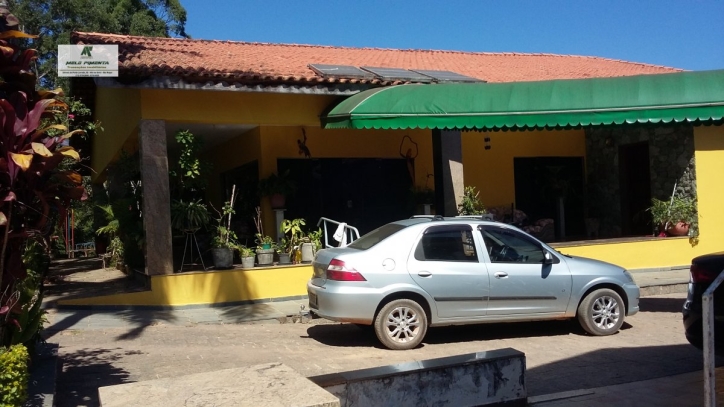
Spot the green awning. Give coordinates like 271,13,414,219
323,69,724,130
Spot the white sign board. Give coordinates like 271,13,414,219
58,44,118,77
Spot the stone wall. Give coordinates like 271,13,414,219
309,348,526,407
584,124,696,238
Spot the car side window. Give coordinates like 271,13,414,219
480,226,546,264
414,225,477,262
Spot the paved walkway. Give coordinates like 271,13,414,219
45,266,690,331
44,259,707,407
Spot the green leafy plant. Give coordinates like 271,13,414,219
280,218,306,256
171,199,210,232
236,245,255,258
457,186,486,216
170,130,210,195
254,234,275,251
258,169,296,197
252,206,274,250
0,13,86,341
277,237,292,255
648,195,698,234
0,344,29,407
307,228,324,252
210,186,238,249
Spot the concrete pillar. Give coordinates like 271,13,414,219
432,129,465,216
139,119,173,275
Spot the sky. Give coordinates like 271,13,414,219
182,0,723,71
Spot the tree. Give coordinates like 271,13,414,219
7,0,188,89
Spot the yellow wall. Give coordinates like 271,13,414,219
59,265,312,307
140,89,337,126
92,87,142,180
462,129,586,208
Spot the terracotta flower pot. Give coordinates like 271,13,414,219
270,193,286,209
666,222,690,237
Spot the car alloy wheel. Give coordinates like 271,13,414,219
591,295,620,330
577,288,625,336
374,299,428,350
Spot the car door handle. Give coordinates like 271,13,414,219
418,271,432,277
494,271,508,279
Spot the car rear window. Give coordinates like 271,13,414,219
347,224,407,250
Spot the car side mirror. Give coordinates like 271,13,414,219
543,251,554,264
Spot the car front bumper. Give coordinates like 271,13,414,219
623,282,640,316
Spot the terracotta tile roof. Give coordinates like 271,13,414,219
72,32,682,85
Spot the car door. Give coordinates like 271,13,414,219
480,225,572,316
407,224,490,319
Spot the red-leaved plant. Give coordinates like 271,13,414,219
0,5,86,345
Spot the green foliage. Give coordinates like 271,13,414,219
99,151,145,269
457,186,486,216
169,130,210,196
254,234,275,251
0,344,29,407
171,199,210,232
306,228,323,252
236,245,254,258
211,189,238,249
648,195,698,233
8,0,188,89
258,170,296,197
280,218,306,255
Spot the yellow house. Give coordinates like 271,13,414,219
64,32,724,308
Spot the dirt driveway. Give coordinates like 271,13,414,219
51,293,711,407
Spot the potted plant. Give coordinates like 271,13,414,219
258,169,296,209
253,206,275,265
237,245,255,269
210,186,238,269
648,195,698,237
171,199,210,232
307,228,324,253
277,238,292,264
281,218,306,263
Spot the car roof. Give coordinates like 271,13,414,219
392,216,501,228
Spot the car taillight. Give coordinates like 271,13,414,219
327,259,366,282
691,263,718,284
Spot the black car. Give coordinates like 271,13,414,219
683,252,724,354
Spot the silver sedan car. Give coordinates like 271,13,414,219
307,217,640,350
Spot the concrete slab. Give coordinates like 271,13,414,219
98,363,340,407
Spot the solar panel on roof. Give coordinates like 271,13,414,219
308,64,375,79
412,69,485,83
360,66,434,82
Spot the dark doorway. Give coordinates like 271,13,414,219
278,158,412,235
221,160,260,245
619,142,652,236
514,157,586,241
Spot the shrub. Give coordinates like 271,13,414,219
0,345,29,407
457,186,486,216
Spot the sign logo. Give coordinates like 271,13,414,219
58,44,118,77
80,46,93,58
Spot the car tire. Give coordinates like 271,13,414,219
577,288,625,336
374,299,428,350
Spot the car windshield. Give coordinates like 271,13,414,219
347,223,407,250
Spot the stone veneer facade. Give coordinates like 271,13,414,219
584,124,697,238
